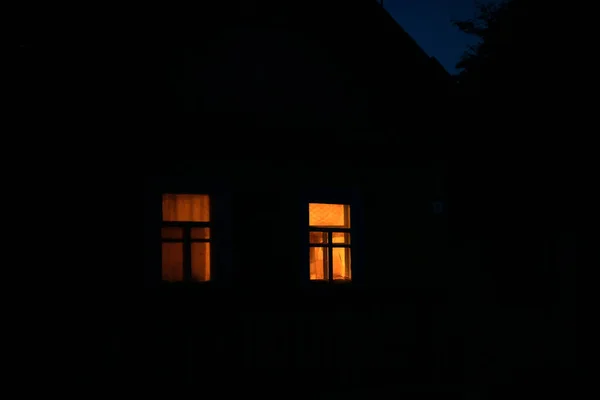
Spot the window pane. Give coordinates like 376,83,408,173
191,227,210,239
333,247,351,281
191,242,210,281
309,203,350,227
309,246,328,280
162,194,210,222
161,227,183,239
309,231,328,244
332,232,350,244
162,242,183,281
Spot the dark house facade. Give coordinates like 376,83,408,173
133,2,577,395
133,0,462,396
142,0,454,129
140,161,452,392
144,162,448,289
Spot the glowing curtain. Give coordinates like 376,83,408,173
309,203,351,280
161,194,211,281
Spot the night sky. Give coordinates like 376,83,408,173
383,0,481,74
17,1,481,75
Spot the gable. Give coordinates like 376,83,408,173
148,1,452,121
173,28,370,126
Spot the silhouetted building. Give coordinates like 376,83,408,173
144,161,448,288
142,0,454,129
140,159,451,390
124,2,577,397
129,1,579,396
135,0,456,394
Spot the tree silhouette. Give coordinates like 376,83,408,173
452,0,544,98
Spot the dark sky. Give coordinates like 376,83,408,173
383,0,481,74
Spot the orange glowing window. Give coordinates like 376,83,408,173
309,203,351,281
161,194,211,282
162,194,210,222
309,203,350,228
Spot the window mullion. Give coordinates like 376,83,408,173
183,227,191,281
328,231,333,281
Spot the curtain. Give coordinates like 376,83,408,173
162,194,210,222
309,203,349,227
161,194,211,281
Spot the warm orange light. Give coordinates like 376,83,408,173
309,203,351,281
309,247,352,281
161,194,211,282
332,247,351,280
191,242,210,281
162,242,183,281
332,232,350,244
310,247,327,280
309,203,350,227
162,194,210,222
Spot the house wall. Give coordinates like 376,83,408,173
172,29,371,129
144,163,447,290
128,163,461,390
145,0,453,127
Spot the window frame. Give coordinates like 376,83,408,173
161,194,212,283
308,203,352,282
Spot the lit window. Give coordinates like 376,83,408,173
309,203,351,281
161,194,211,282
